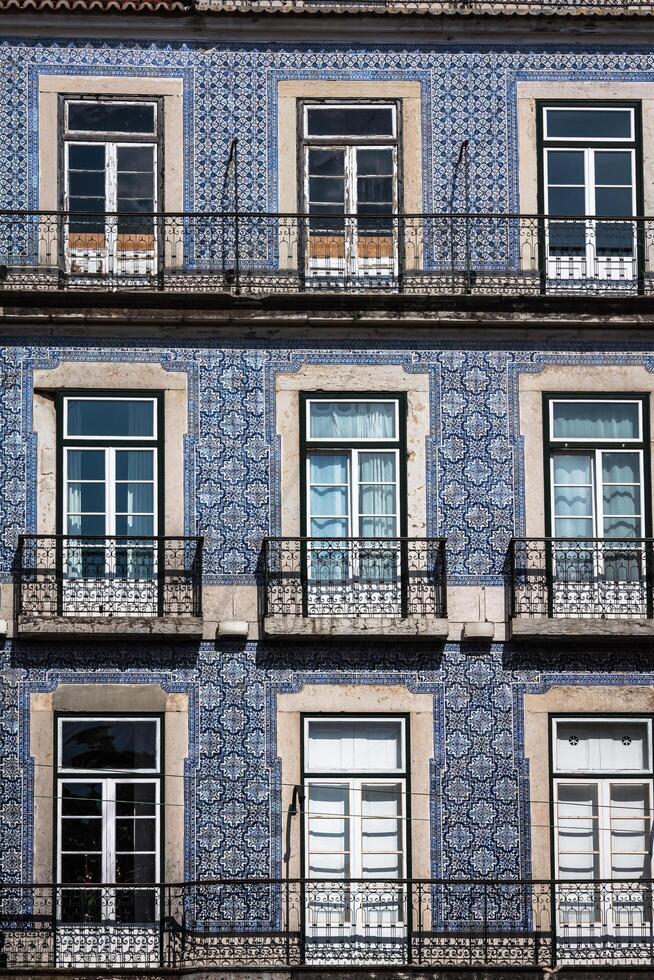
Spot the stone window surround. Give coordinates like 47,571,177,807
277,684,434,880
32,361,188,537
524,685,654,880
518,364,654,539
30,683,189,884
277,80,423,216
517,81,654,216
38,75,184,213
276,363,430,538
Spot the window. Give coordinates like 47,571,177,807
539,103,640,280
61,96,161,276
303,716,407,935
552,716,653,932
58,393,162,612
301,394,406,611
56,715,161,925
544,395,649,610
547,396,646,541
302,102,399,278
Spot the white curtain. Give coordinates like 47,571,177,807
553,402,639,440
359,452,397,538
556,783,599,881
310,401,395,440
307,721,402,772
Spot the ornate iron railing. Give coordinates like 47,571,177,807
15,534,203,619
200,0,654,13
509,537,654,620
0,210,652,296
1,879,654,970
262,536,447,618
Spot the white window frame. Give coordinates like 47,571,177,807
63,396,158,442
549,399,643,444
58,716,162,774
303,716,408,937
65,99,158,138
302,103,399,279
56,714,162,926
303,716,407,774
551,716,654,936
542,106,635,143
549,448,644,541
63,445,158,540
306,398,399,444
552,717,653,775
306,448,399,542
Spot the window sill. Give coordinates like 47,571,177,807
16,615,204,638
510,616,654,640
263,613,448,640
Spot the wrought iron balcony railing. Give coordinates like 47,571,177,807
15,534,203,620
0,210,652,297
200,0,654,14
1,879,654,971
509,537,654,621
262,536,447,618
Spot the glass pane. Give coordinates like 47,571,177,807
308,454,348,485
556,721,650,772
554,517,595,539
61,853,102,883
595,151,633,186
308,149,345,176
308,177,344,204
60,720,158,771
360,517,397,537
603,516,640,539
67,102,156,134
611,784,651,878
67,450,105,481
67,514,106,537
61,783,103,816
67,171,105,197
307,720,403,772
115,515,154,536
309,401,396,439
554,486,593,518
603,486,640,517
552,402,640,440
61,818,102,852
357,149,394,176
553,454,593,484
306,106,394,138
116,783,156,817
66,399,155,438
362,785,401,853
602,451,640,484
359,451,396,483
117,145,154,175
360,486,396,515
595,187,633,218
116,819,156,852
115,484,154,515
67,482,105,514
546,108,633,140
310,486,348,517
310,517,348,538
67,143,106,170
547,151,585,185
115,854,156,883
548,186,586,216
556,784,599,879
115,451,154,481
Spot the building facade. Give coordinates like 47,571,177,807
1,0,654,974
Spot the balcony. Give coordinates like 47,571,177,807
0,211,652,302
1,878,654,972
509,537,654,639
15,534,203,637
261,536,447,638
198,0,654,14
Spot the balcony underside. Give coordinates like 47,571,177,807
263,613,449,639
510,616,654,640
15,614,204,637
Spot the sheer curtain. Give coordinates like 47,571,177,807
358,452,397,538
310,401,395,440
553,402,639,440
